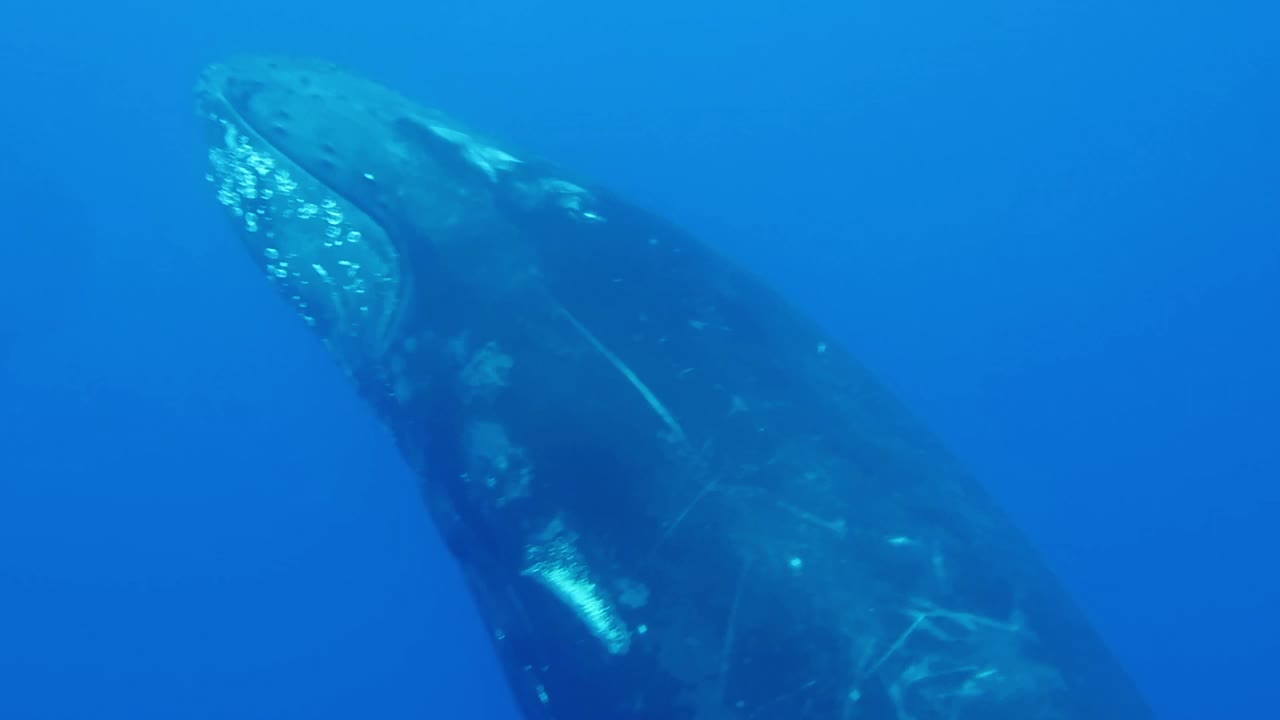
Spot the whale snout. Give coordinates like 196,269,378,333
196,56,410,372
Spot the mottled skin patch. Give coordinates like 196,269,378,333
197,56,1154,720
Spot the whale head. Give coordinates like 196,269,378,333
196,56,532,376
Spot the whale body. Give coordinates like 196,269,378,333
196,56,1153,720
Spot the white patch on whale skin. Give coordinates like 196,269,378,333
615,577,650,609
426,123,522,182
466,420,533,505
522,519,632,655
514,177,607,223
459,341,514,402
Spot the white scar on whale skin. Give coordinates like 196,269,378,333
522,520,632,655
557,305,686,443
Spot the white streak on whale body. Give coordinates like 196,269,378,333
557,304,686,444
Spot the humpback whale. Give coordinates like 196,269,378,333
195,56,1153,720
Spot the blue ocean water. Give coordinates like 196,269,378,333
1,1,1275,718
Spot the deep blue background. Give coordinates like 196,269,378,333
1,1,1275,718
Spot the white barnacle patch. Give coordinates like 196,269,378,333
205,117,401,345
206,121,286,236
273,170,298,195
512,177,607,223
322,198,344,226
460,341,514,401
466,420,533,506
615,578,650,609
542,179,606,223
522,519,631,655
427,123,522,182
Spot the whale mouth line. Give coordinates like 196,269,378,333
215,75,263,125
